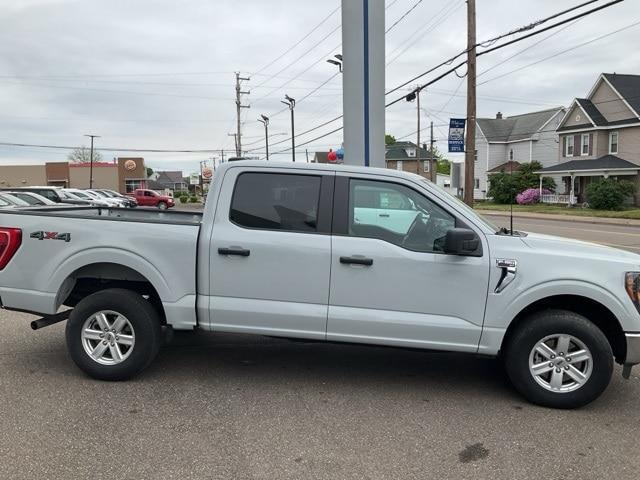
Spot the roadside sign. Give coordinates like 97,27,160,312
448,118,466,153
189,173,199,185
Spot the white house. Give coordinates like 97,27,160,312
474,107,566,199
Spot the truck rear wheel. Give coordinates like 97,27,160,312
65,288,162,381
504,309,613,409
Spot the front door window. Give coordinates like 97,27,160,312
349,179,455,253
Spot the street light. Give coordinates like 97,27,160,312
258,114,270,160
281,95,296,162
84,134,100,188
405,87,422,176
326,54,343,72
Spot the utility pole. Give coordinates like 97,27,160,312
258,114,269,160
228,133,238,157
220,149,225,163
464,0,477,206
416,87,421,176
235,72,251,157
281,95,296,162
84,134,100,189
430,121,436,182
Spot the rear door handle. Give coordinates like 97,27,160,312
218,247,250,257
340,256,373,266
378,213,390,218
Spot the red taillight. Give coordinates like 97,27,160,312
0,228,22,270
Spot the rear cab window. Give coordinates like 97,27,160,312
230,172,323,233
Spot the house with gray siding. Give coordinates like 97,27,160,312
474,107,566,199
538,73,640,205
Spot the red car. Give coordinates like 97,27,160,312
128,189,175,210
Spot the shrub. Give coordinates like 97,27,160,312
516,188,552,205
487,161,556,204
189,196,198,203
585,178,636,210
179,195,189,204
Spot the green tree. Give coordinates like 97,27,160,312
385,134,396,146
146,167,154,178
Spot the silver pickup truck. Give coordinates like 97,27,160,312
1,161,639,408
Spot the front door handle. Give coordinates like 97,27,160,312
340,256,373,266
378,213,390,218
218,247,250,257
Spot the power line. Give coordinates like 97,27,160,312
385,0,624,97
386,0,425,34
252,5,341,77
478,19,640,85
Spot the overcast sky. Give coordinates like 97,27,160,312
0,0,639,173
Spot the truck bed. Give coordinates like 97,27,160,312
0,205,200,329
0,205,202,225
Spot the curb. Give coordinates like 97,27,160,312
476,210,640,227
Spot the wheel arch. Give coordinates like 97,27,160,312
500,294,627,364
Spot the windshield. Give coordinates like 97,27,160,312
61,191,81,200
11,193,40,205
0,193,30,206
70,190,91,200
424,180,498,232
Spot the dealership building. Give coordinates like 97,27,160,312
0,157,148,193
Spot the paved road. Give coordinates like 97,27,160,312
1,216,640,479
485,213,640,253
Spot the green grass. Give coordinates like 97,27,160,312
474,202,640,220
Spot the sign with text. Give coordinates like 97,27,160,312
448,118,466,153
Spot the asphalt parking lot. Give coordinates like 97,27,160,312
1,215,639,479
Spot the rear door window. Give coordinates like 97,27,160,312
230,173,321,232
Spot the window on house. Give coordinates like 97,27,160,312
125,180,143,193
609,132,619,154
475,178,480,189
581,134,590,155
423,161,430,173
396,161,402,171
474,150,478,162
509,149,514,161
566,135,574,156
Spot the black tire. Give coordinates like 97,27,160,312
157,201,167,210
65,288,162,381
504,309,613,409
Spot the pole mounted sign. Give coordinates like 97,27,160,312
448,118,466,153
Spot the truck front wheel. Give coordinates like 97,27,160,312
504,309,613,409
65,288,162,381
157,201,168,210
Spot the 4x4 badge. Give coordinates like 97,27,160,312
30,231,71,242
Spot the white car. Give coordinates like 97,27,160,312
5,191,59,206
88,190,128,208
63,189,111,207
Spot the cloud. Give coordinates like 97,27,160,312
0,0,638,173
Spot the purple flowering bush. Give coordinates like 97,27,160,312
516,188,552,205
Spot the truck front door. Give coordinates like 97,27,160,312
327,174,490,352
208,167,334,339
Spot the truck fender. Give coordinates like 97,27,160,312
48,247,172,308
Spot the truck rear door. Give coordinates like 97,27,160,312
208,167,334,339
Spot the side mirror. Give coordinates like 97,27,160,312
443,228,481,256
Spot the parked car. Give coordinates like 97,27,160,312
0,193,31,207
87,189,128,208
0,196,17,209
94,189,137,208
1,162,640,409
0,186,64,204
63,189,111,207
57,190,99,207
128,189,175,209
5,191,59,206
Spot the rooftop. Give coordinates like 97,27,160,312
477,107,564,142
